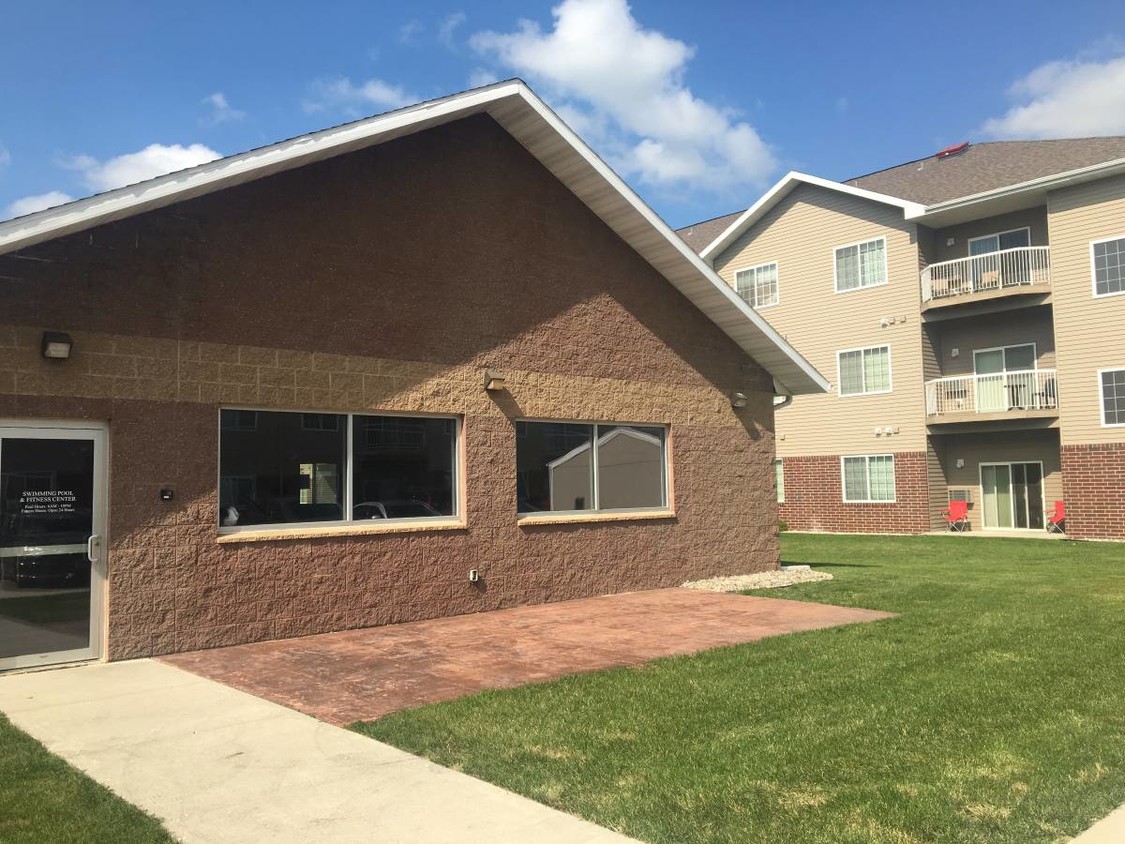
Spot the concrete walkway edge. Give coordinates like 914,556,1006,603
1071,802,1125,843
0,659,636,843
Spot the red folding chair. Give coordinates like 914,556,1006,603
1047,500,1066,534
942,499,969,532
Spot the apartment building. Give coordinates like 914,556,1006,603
678,138,1125,540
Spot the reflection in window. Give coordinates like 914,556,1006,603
352,416,456,519
219,410,345,527
516,421,667,514
218,410,458,529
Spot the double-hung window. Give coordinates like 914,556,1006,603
835,238,887,292
516,421,669,514
218,409,459,530
734,262,779,308
774,459,785,503
837,346,892,396
1100,369,1125,426
1091,236,1125,297
841,455,895,502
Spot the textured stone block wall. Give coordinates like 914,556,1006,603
1060,444,1125,540
778,452,930,534
0,114,782,659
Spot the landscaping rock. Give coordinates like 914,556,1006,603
682,569,832,592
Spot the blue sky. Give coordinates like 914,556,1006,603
2,0,1124,227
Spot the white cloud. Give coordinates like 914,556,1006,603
5,190,74,219
201,92,246,126
0,143,10,169
302,77,417,117
439,12,466,48
467,67,499,89
982,52,1125,139
469,0,775,191
398,20,423,45
64,143,222,192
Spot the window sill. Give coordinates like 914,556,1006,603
517,510,676,527
217,519,467,544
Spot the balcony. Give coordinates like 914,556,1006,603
921,247,1051,309
925,369,1059,425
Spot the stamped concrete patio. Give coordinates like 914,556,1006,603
163,587,892,724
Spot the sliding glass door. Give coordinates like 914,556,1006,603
980,462,1044,530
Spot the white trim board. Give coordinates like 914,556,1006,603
0,81,827,397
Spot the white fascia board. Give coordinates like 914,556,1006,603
908,157,1125,222
699,172,925,263
507,94,828,395
0,80,828,395
0,82,527,255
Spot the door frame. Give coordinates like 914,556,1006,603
978,460,1046,531
0,419,108,671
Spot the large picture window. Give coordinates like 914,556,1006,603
841,455,896,503
837,346,892,396
835,237,887,292
516,421,668,514
1092,236,1125,297
218,409,458,530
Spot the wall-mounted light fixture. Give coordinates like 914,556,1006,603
955,458,965,469
483,371,507,391
730,391,748,408
40,331,74,360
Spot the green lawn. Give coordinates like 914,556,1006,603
356,534,1125,843
0,714,173,844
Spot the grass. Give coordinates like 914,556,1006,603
355,534,1125,843
0,714,173,844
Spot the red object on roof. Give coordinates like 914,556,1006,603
937,141,971,159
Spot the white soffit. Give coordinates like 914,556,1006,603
0,80,827,396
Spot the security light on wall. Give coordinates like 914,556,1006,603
483,371,507,391
40,331,73,360
730,392,748,408
955,458,965,469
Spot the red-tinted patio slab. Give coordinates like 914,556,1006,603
161,588,892,725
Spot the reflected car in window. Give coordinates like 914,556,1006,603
0,510,92,588
353,500,442,520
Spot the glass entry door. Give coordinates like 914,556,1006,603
980,462,1044,530
0,424,106,670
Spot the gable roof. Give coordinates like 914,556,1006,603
847,137,1125,205
695,172,925,262
685,136,1125,259
676,209,742,253
0,80,826,396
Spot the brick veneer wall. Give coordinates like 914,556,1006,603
0,114,780,659
778,452,930,534
1060,444,1125,540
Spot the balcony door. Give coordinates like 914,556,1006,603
974,344,1036,412
0,423,107,671
980,462,1045,530
969,228,1031,289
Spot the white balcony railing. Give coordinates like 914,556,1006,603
925,369,1058,417
921,246,1051,303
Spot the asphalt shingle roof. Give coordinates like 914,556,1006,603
847,137,1125,205
676,137,1125,252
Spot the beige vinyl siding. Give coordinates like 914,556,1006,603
924,206,1048,265
935,430,1062,533
930,308,1056,377
713,184,925,456
1047,174,1125,444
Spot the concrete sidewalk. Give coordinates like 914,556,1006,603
1072,802,1125,843
0,659,635,843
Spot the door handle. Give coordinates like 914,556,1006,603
87,534,101,563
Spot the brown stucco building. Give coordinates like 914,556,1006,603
0,82,826,671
